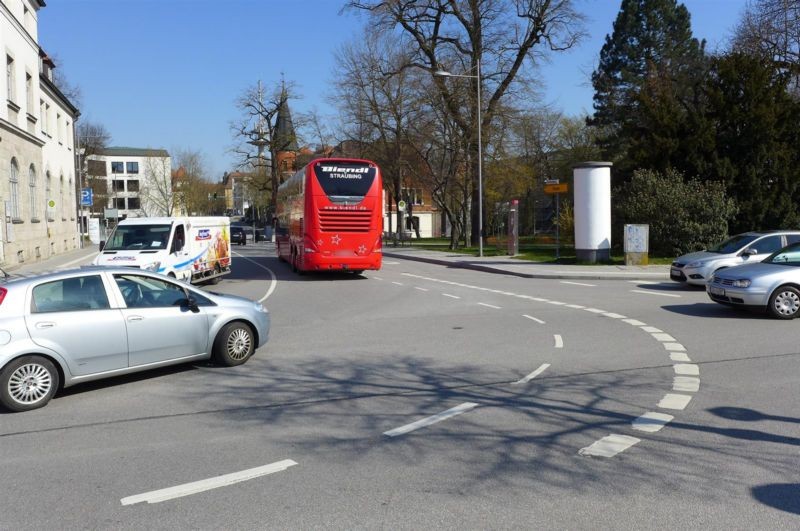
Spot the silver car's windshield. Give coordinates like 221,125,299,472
708,234,758,253
105,225,172,251
765,243,800,266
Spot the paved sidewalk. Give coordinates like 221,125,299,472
383,247,671,281
1,244,99,277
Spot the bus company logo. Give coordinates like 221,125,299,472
322,205,366,211
322,165,368,179
196,229,211,240
109,256,136,261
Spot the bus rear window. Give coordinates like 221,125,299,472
313,163,376,198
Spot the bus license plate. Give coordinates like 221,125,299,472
709,286,725,296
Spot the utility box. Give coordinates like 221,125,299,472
624,224,649,265
573,162,612,263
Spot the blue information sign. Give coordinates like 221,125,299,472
80,188,93,206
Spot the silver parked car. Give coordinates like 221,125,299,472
671,231,800,286
0,267,269,411
707,241,800,319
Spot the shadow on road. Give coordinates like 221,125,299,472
752,484,800,515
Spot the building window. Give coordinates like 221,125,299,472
6,55,15,102
401,188,424,206
9,158,20,219
127,180,140,192
114,198,126,210
25,72,33,112
112,179,125,192
46,171,54,221
29,164,37,220
60,175,66,220
66,121,72,149
40,99,46,132
127,197,140,210
111,161,124,174
57,113,62,143
126,161,139,174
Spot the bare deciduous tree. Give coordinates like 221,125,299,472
139,155,174,217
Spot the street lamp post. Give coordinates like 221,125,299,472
435,59,483,257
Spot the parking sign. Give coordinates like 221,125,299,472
80,188,93,206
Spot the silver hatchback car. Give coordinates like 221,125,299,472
0,267,269,411
671,231,800,286
707,241,800,319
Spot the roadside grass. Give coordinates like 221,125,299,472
385,236,674,265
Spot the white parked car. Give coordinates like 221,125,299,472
670,231,800,286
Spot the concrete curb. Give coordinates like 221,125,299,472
382,251,670,281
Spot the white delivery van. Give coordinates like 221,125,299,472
93,217,231,284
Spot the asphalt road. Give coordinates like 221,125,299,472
2,242,799,529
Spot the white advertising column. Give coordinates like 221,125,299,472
573,162,613,263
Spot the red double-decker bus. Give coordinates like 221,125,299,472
275,158,383,274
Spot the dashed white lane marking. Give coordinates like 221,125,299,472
120,460,298,505
632,412,674,433
669,352,691,362
554,335,564,348
512,363,550,385
382,261,400,265
391,281,403,286
674,364,700,376
442,293,460,299
584,308,606,313
579,434,641,457
631,289,681,298
478,302,501,309
374,277,383,281
651,333,677,342
565,304,585,309
561,281,596,287
674,376,700,392
623,318,646,326
414,287,429,292
602,312,626,319
641,326,662,333
383,402,479,437
522,314,545,324
627,280,661,285
664,343,686,352
658,393,693,410
547,301,566,306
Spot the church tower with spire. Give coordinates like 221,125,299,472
274,84,299,183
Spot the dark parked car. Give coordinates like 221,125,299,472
231,226,247,246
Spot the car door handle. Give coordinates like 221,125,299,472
35,322,55,329
127,315,144,322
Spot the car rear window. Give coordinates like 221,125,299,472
32,275,110,313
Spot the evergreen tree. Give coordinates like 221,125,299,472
590,0,706,180
704,53,800,233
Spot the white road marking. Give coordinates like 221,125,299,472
632,412,674,433
658,393,693,410
651,333,677,342
522,315,545,324
565,304,585,309
235,255,278,302
631,289,681,298
584,308,606,313
512,363,550,385
442,293,460,299
641,326,663,333
623,319,646,326
383,261,400,265
120,460,298,505
383,402,479,437
673,376,700,392
669,352,691,362
547,301,566,306
374,277,383,281
603,312,627,319
561,281,596,287
579,434,640,457
628,280,661,285
554,335,564,348
674,364,700,376
391,281,403,286
414,287,429,292
478,302,501,309
664,343,686,352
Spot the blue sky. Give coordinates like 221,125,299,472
39,0,748,178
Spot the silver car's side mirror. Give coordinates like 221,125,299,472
743,248,758,256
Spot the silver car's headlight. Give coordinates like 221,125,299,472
732,279,751,288
253,301,266,313
686,261,705,268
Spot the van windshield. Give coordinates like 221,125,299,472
708,234,758,254
105,224,172,251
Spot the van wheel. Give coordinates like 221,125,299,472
0,356,60,412
768,285,800,319
213,322,255,366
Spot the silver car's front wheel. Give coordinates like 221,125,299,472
213,322,255,366
768,286,800,319
0,356,60,412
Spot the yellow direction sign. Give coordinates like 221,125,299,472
544,183,568,194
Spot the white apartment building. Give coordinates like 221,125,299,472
1,0,80,268
85,147,172,226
